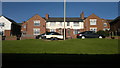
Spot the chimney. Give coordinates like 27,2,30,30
45,14,49,19
80,11,84,19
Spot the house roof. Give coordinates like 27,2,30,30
46,17,83,22
109,16,120,24
18,23,22,26
1,16,21,26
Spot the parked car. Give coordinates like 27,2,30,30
36,32,63,40
36,33,46,39
77,31,105,39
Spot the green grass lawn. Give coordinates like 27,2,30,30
2,39,119,54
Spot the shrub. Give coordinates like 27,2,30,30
96,30,110,37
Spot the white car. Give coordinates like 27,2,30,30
36,32,63,40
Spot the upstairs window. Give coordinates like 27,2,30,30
23,25,26,28
34,20,40,26
50,22,56,26
73,22,79,26
67,22,70,26
90,19,97,25
59,22,62,26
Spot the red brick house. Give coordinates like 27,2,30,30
83,13,110,32
21,14,46,38
21,12,111,39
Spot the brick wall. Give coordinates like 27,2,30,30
84,14,110,31
21,37,35,40
4,30,11,36
21,14,46,36
5,36,17,40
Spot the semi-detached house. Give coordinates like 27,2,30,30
0,16,21,37
21,12,110,39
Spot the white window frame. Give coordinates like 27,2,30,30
34,20,40,26
23,25,26,28
73,29,79,34
50,29,56,32
103,23,107,27
73,22,79,26
90,19,97,25
0,22,4,27
0,30,3,35
33,28,40,35
50,22,56,26
59,29,63,34
67,22,70,26
90,27,97,32
59,22,62,26
103,28,110,31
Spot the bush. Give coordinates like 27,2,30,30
96,30,110,37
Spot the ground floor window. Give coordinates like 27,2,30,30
103,28,110,31
73,29,79,34
0,31,3,36
90,28,97,32
22,31,26,36
50,29,56,32
33,28,40,35
58,29,63,34
67,29,71,36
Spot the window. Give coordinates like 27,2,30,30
67,22,70,26
50,22,56,26
23,25,26,28
73,22,79,26
103,23,107,27
34,20,40,26
73,29,79,34
103,28,110,31
50,29,56,32
90,28,97,32
0,31,3,35
90,19,97,25
59,29,63,34
33,28,40,35
67,29,70,36
59,22,62,26
0,22,4,27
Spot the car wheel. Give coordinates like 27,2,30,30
51,37,54,40
51,37,58,40
99,36,102,39
82,36,85,39
54,38,58,40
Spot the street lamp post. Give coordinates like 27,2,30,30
64,0,66,40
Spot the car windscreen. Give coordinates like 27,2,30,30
46,32,61,35
80,32,86,34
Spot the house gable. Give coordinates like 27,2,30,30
84,13,110,31
21,14,46,36
0,16,12,30
26,14,46,23
85,13,101,20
